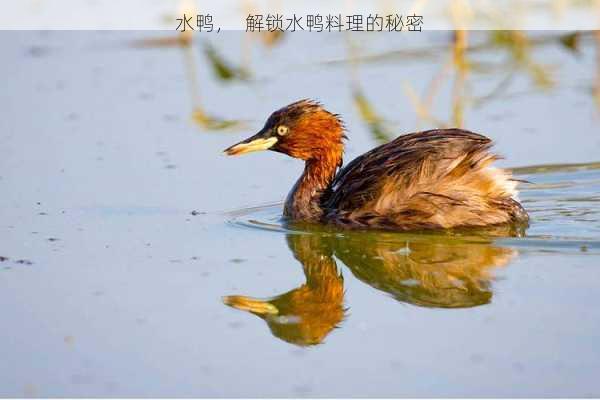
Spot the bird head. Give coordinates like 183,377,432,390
224,99,345,162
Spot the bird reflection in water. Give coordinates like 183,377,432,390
224,224,522,346
332,226,521,309
223,233,345,347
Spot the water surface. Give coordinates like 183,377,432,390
1,30,600,397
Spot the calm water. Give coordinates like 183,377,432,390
1,31,600,397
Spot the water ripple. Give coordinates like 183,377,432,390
226,162,600,253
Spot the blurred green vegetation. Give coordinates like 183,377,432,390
131,22,598,138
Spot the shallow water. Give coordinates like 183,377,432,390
1,31,600,397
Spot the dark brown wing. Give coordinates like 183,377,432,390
323,129,526,229
325,129,491,211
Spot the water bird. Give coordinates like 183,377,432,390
224,100,529,230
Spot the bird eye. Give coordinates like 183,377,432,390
276,125,289,136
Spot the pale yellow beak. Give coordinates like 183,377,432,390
222,295,279,315
223,136,278,156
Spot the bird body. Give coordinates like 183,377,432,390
225,100,528,231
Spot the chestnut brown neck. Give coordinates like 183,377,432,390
283,150,342,222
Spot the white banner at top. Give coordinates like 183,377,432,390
0,0,598,30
